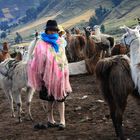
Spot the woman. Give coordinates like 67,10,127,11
28,20,72,130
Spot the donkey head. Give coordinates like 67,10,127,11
120,25,140,47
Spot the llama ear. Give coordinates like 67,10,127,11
120,25,132,33
120,25,128,31
135,25,140,30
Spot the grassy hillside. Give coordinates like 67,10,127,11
8,0,140,41
10,0,113,39
103,0,140,38
0,0,39,18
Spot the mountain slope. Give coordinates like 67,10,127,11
0,0,39,20
103,0,140,38
11,0,113,38
8,0,140,39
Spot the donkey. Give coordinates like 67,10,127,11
0,58,34,122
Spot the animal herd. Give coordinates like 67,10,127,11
0,24,140,140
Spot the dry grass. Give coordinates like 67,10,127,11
61,10,94,28
10,10,93,39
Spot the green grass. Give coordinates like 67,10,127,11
103,0,140,40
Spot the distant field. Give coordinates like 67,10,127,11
61,10,94,29
8,0,140,42
10,10,94,39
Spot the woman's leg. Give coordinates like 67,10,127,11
47,101,55,123
57,102,65,126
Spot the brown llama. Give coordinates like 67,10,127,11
65,30,86,62
95,55,140,140
0,42,11,62
83,27,112,74
111,43,129,56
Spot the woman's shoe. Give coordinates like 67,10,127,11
58,123,65,130
34,123,47,130
47,121,59,128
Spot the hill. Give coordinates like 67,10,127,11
10,0,113,38
103,0,140,38
6,0,140,40
0,0,39,21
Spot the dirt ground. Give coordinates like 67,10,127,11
0,74,140,140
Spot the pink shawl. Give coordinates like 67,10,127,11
28,39,72,100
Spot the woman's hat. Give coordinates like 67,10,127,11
45,20,59,31
58,25,65,35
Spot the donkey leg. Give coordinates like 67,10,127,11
26,87,34,121
110,105,125,140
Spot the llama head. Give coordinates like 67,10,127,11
83,27,91,38
0,58,14,77
93,25,101,34
135,25,140,33
120,25,140,47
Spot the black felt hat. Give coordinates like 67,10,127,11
45,20,59,31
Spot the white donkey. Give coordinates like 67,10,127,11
0,58,34,123
121,25,140,94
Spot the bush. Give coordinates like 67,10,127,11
89,5,110,27
0,32,7,39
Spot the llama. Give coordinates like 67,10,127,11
95,26,140,140
0,42,11,63
121,25,140,93
83,27,112,74
65,30,86,62
95,55,136,140
91,25,115,56
0,58,34,123
111,43,129,56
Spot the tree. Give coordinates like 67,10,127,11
0,21,9,31
100,24,105,33
112,0,122,6
0,32,7,39
26,7,37,20
89,16,98,27
89,5,110,27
